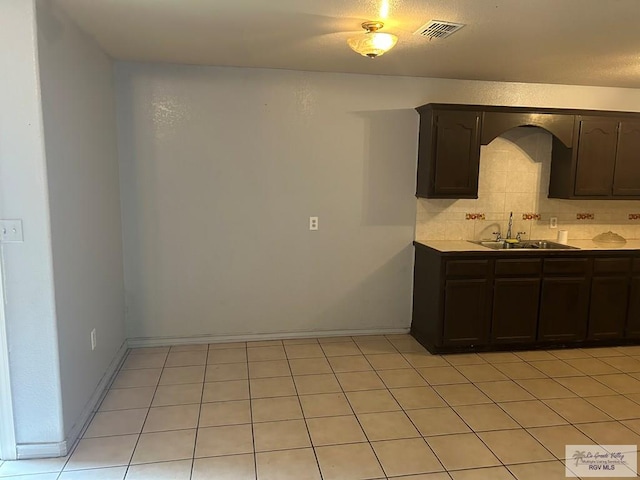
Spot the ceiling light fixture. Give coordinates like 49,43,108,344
347,21,398,58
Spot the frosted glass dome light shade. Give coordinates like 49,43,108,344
348,21,398,58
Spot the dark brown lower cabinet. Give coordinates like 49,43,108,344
538,277,590,342
589,258,631,340
442,279,490,346
492,278,540,343
627,277,640,338
411,243,640,353
588,277,630,340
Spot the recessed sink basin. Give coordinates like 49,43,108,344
470,240,578,250
522,240,579,250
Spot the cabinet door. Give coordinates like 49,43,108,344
538,277,590,342
432,110,481,198
443,279,490,346
613,121,640,196
574,118,618,196
626,276,640,338
492,278,540,344
588,276,629,340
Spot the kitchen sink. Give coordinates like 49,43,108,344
470,240,578,250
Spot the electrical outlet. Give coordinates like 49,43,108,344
0,219,24,242
309,216,318,231
91,329,96,351
550,217,558,228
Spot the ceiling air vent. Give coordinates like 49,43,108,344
414,20,465,39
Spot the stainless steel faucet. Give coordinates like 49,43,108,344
506,212,513,240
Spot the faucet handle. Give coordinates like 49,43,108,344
492,231,502,241
516,231,526,241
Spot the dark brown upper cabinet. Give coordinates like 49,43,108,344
613,120,640,196
573,117,619,196
548,116,640,199
481,111,574,147
416,103,640,200
415,104,577,199
416,106,481,198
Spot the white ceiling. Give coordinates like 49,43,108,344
54,0,640,88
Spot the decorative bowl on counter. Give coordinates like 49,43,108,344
593,231,626,245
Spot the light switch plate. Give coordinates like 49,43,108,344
0,219,24,242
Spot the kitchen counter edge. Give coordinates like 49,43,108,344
414,239,640,254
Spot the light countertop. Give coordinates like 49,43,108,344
415,240,495,252
415,239,640,252
565,239,640,250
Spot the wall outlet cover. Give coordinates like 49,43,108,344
0,219,24,242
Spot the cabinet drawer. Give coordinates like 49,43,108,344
633,258,640,273
445,260,490,277
593,258,631,275
495,259,541,276
543,258,589,275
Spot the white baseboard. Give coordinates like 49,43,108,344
127,327,411,348
16,441,67,460
17,340,130,459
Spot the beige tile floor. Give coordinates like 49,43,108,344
2,335,640,479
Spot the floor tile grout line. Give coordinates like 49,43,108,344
186,346,214,480
95,349,170,476
398,364,455,413
79,427,201,440
283,343,324,480
539,395,616,425
569,419,640,453
343,336,571,471
493,397,570,432
324,341,388,478
122,348,171,478
588,371,640,395
61,413,625,441
243,342,258,480
392,384,473,472
326,337,443,478
429,372,569,468
542,375,599,399
474,424,557,471
395,363,518,473
56,348,166,479
514,359,552,379
623,392,640,408
512,377,569,399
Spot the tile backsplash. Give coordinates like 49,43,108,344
415,127,640,242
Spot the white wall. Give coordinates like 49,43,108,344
0,0,64,447
36,0,126,439
117,63,640,342
116,64,420,340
